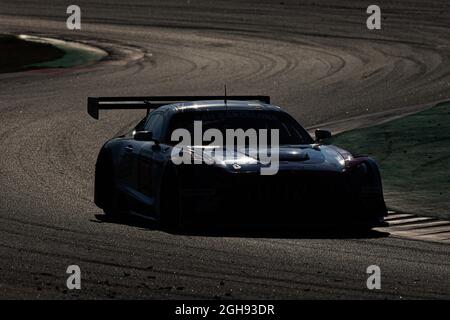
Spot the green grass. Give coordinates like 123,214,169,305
330,102,450,219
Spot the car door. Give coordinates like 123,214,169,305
139,112,167,202
116,124,147,200
135,112,166,215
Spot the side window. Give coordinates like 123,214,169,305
144,113,164,140
134,118,146,132
144,114,157,131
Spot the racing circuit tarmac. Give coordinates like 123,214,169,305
0,0,449,299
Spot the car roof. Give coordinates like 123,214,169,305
157,100,282,113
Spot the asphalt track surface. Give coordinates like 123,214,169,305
0,0,449,299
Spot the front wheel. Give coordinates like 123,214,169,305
158,167,184,230
95,151,125,219
102,187,125,218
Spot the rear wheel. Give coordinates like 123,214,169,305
358,160,387,217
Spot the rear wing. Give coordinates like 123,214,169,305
87,95,271,119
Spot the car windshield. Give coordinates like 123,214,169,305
166,110,313,145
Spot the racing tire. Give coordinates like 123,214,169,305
95,150,125,219
159,167,184,230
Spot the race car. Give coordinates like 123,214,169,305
89,96,387,230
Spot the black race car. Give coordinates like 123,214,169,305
89,96,387,230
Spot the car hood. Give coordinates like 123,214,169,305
184,144,353,173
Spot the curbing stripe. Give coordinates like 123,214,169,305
385,213,416,220
386,217,435,225
376,212,450,244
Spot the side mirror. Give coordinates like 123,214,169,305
134,131,153,141
315,129,331,142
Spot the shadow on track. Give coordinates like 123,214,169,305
92,213,389,240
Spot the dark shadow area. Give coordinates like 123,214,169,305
0,34,65,73
176,226,389,240
92,213,159,231
92,213,390,240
